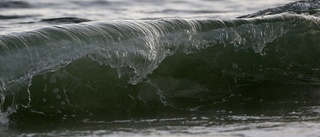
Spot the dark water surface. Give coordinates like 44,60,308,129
2,0,320,136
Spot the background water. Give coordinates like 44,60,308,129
1,0,295,33
3,0,320,137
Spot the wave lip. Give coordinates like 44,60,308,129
239,0,320,18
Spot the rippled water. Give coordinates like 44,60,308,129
3,0,320,137
1,0,294,33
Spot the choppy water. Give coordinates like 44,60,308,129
3,0,320,136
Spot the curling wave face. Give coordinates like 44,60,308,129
1,0,320,126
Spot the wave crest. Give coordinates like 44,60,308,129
1,13,320,125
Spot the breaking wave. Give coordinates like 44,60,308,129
1,0,320,126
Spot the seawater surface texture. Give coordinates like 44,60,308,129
2,0,320,136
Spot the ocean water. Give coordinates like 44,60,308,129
2,0,320,136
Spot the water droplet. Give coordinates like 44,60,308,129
56,95,61,99
232,63,238,69
52,88,59,93
43,84,47,92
